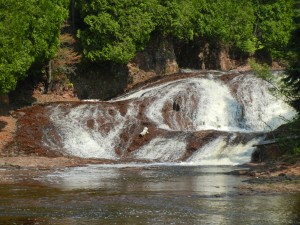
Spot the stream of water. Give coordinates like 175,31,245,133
0,164,299,224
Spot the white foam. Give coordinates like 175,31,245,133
186,136,261,165
233,75,297,131
145,78,242,131
46,103,139,159
132,137,187,161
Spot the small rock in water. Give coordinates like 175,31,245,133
140,127,149,136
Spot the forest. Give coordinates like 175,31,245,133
0,0,299,106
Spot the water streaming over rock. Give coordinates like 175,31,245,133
16,71,297,165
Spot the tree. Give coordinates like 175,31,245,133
201,0,256,52
76,0,295,64
284,0,300,111
154,0,204,41
77,0,157,63
0,1,34,94
0,0,68,95
253,0,294,59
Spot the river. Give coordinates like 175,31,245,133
0,164,299,224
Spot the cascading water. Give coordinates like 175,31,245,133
231,74,296,131
44,102,140,159
185,136,260,166
144,78,242,131
27,71,297,165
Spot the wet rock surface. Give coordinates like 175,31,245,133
0,71,298,178
5,72,296,161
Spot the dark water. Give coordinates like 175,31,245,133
0,165,299,225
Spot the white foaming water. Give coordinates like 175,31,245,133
46,103,139,159
233,75,297,131
185,136,261,165
145,78,242,131
114,75,296,132
131,137,187,161
45,72,297,165
112,79,183,102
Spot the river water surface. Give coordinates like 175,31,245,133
0,164,299,224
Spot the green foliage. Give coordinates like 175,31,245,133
249,59,273,82
30,0,69,62
154,0,205,40
278,117,300,156
203,0,256,48
0,1,34,93
77,0,157,63
284,0,300,111
77,0,294,64
253,0,294,58
1,0,296,94
275,1,300,156
285,59,300,110
241,37,263,55
0,0,68,94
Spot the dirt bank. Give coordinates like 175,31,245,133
0,115,16,153
234,160,300,194
0,156,111,169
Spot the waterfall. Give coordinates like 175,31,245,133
131,136,187,161
34,72,297,165
144,78,242,131
231,75,296,131
185,136,261,165
44,102,140,159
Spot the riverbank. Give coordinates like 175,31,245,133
234,160,300,194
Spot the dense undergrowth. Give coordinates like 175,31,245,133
278,117,300,156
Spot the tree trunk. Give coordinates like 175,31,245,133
46,60,52,93
0,94,9,115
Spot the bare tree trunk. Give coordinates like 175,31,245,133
0,95,9,105
0,94,9,115
46,60,52,93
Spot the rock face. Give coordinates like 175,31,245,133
174,39,248,71
65,36,261,100
251,144,285,162
67,35,181,100
128,35,179,88
71,62,128,100
12,72,296,165
127,36,248,91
